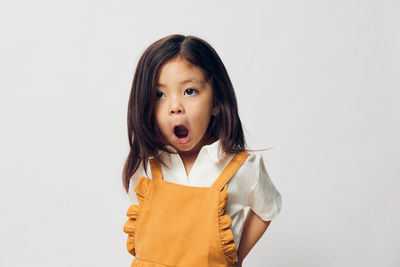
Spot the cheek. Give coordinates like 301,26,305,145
154,106,167,130
190,100,213,125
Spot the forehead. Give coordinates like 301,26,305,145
157,57,207,86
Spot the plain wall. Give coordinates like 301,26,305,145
1,0,399,266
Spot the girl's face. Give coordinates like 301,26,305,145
154,56,219,153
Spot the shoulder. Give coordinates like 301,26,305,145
229,150,266,191
241,151,266,179
127,160,152,203
224,150,264,168
242,150,264,167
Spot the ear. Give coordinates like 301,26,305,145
212,105,220,116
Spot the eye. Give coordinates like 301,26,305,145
184,88,198,96
156,91,165,99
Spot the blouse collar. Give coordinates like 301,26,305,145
159,139,224,164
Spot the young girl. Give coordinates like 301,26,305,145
122,34,282,267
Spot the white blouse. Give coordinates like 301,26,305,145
127,139,282,249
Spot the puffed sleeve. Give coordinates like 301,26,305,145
247,153,282,221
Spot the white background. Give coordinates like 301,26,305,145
1,0,399,266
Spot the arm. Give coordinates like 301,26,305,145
235,209,272,266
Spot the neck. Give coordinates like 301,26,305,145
178,138,206,158
178,134,214,160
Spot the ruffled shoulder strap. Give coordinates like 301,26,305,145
211,151,250,192
149,156,163,181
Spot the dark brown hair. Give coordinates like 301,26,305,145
122,34,247,193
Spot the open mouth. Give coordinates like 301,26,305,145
174,125,189,139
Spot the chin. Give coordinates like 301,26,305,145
172,142,199,153
175,144,194,152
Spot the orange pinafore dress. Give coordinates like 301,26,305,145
123,151,250,267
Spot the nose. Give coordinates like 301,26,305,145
169,102,184,114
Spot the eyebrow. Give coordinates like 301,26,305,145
157,79,205,87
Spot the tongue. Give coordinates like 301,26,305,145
175,126,188,138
